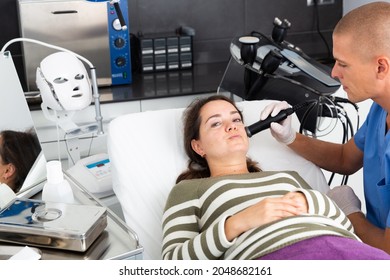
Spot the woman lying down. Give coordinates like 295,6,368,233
162,95,390,260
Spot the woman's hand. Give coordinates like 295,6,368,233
283,191,308,214
224,192,308,241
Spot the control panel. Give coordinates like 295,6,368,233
107,0,132,85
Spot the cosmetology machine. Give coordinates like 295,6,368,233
221,17,359,185
220,17,356,135
17,0,132,92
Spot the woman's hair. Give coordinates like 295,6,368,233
176,95,261,183
0,129,41,192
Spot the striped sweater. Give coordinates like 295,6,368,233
162,171,359,260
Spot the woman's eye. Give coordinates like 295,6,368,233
233,118,243,123
211,122,221,127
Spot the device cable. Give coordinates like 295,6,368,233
313,0,332,62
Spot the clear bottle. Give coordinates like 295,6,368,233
42,161,75,204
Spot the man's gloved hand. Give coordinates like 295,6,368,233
260,101,296,144
327,185,362,216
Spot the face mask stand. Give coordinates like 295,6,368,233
1,38,104,168
1,38,104,136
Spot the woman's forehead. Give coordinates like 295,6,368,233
201,100,236,114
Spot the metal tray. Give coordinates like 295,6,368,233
0,198,107,252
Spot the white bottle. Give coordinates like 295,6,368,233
42,161,75,204
0,183,16,209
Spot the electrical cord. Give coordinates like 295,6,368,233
64,131,96,166
325,101,359,186
313,0,332,62
293,95,358,186
250,31,280,48
298,98,338,136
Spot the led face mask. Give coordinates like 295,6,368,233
36,52,92,112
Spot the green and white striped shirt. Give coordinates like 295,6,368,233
162,171,359,260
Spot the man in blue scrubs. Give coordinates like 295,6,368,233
261,2,390,254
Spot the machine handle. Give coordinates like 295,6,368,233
113,2,127,31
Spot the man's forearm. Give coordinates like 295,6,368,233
289,134,345,173
348,212,390,254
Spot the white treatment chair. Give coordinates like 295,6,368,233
107,99,329,260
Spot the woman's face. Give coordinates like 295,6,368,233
0,160,9,185
0,137,5,183
191,100,249,162
0,138,7,185
0,137,15,188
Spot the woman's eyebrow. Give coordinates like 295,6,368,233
205,114,221,124
205,111,240,124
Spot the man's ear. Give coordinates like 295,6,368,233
191,139,205,157
377,56,390,79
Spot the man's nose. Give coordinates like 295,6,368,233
331,64,339,79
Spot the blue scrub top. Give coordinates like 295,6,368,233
354,102,390,229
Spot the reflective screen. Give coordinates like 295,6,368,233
0,51,46,195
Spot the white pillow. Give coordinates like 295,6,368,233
107,100,328,260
